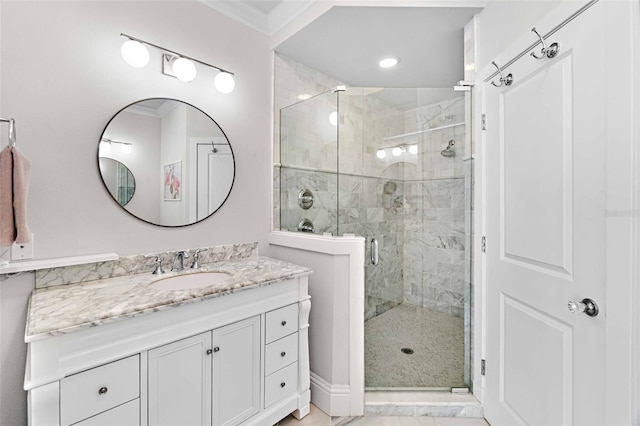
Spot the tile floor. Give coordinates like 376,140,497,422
277,405,489,426
365,304,464,388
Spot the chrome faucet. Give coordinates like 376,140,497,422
144,255,165,275
190,248,209,269
171,251,189,272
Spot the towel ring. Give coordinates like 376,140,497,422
491,61,514,87
530,27,560,59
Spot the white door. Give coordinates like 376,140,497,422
148,332,213,426
197,143,234,220
483,2,615,425
212,316,261,426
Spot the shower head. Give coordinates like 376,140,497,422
441,140,455,157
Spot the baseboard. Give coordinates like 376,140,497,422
310,372,352,416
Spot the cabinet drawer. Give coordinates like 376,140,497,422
265,303,298,344
61,355,139,426
264,362,298,408
265,333,298,376
72,399,139,426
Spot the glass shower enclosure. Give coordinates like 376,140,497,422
276,87,473,389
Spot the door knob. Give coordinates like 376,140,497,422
567,298,599,317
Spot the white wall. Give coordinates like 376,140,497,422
0,2,272,424
475,0,561,71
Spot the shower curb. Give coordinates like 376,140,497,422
363,391,484,418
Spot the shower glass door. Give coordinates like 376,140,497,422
356,88,472,389
278,86,472,390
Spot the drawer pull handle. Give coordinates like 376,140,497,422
281,320,287,326
213,347,220,352
280,351,286,357
280,382,286,388
206,349,213,355
98,387,108,395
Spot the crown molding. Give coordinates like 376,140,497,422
199,0,316,36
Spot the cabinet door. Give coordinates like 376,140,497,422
148,332,212,426
212,316,260,426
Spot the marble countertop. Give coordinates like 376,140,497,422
25,256,312,342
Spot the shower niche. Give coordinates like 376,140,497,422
276,87,473,389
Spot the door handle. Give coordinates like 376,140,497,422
567,298,599,317
370,238,379,266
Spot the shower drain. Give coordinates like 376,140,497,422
400,348,414,354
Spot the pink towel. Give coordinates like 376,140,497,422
12,147,31,244
0,146,31,245
0,146,13,245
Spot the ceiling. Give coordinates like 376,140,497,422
200,1,482,88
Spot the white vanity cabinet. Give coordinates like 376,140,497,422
148,316,261,426
148,332,213,425
25,274,311,426
211,316,261,426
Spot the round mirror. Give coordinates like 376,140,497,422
98,157,135,206
98,98,235,227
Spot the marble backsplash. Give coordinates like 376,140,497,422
35,242,259,289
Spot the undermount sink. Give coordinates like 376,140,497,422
150,272,233,291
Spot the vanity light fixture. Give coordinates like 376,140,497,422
165,56,197,82
101,138,133,154
378,56,400,69
121,39,150,68
120,33,235,93
375,143,418,159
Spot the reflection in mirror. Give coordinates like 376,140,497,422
99,157,135,206
98,98,235,227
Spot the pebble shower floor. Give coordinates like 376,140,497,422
365,304,464,388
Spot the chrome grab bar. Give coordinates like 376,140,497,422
370,238,379,266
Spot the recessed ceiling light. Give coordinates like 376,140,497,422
379,56,400,69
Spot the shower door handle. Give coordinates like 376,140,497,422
370,238,379,266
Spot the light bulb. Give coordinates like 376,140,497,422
408,144,418,155
376,149,386,159
392,147,402,157
329,111,338,127
121,40,149,68
214,72,235,93
379,56,400,69
120,144,132,154
173,57,197,82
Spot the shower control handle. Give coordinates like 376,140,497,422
371,238,379,266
